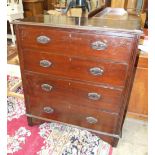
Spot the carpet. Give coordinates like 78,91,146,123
7,75,113,155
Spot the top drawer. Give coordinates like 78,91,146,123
18,26,134,62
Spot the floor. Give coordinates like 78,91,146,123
113,118,148,155
7,44,148,155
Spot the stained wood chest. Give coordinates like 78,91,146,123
13,9,142,147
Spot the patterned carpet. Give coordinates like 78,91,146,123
7,76,113,155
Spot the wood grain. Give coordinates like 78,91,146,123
27,95,120,134
127,54,148,120
23,0,44,17
22,50,128,87
25,72,123,113
19,25,134,63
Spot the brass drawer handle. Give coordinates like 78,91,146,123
40,60,52,67
89,67,104,76
41,84,53,92
43,106,54,114
88,93,101,100
86,117,98,124
36,35,51,44
91,41,107,50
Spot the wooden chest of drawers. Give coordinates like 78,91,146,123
14,12,142,147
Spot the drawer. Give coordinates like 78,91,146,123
23,50,128,87
19,26,70,52
25,73,123,113
19,26,134,62
28,96,119,134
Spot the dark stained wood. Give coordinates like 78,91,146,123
13,13,142,32
43,0,57,10
25,73,123,113
88,6,106,18
68,32,134,63
114,37,140,134
14,7,141,147
27,95,119,134
23,0,44,17
19,25,134,63
22,50,128,87
94,132,119,147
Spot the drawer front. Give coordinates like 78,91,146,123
23,50,128,87
19,26,134,62
25,73,123,113
28,96,119,134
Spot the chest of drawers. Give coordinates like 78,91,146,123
14,12,142,147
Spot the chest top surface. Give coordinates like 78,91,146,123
13,7,142,34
